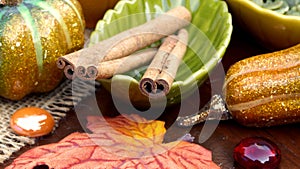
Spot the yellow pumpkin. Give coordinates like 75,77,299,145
0,0,85,100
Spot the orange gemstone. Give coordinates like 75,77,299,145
10,107,55,137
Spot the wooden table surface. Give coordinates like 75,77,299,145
3,25,300,169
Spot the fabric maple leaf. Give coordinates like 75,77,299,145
86,114,166,145
6,114,220,169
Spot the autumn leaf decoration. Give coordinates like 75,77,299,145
6,114,220,169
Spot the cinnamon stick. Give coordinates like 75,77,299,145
139,29,188,97
91,48,157,80
57,6,191,80
139,36,178,95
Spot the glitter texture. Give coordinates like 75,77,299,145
0,0,85,100
223,44,300,127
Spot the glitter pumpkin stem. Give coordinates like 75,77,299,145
176,94,232,127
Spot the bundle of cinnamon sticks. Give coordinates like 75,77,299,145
57,6,191,97
139,29,188,97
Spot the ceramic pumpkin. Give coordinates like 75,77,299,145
0,0,85,100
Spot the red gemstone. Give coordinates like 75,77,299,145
233,137,281,169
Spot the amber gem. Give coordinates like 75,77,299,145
234,137,281,169
10,107,55,137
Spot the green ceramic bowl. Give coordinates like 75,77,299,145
226,0,300,50
89,0,232,108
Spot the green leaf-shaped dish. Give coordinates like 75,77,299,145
89,0,233,108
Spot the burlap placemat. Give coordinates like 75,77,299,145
0,79,99,163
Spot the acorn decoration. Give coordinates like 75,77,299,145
0,0,85,100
